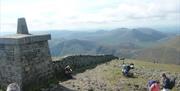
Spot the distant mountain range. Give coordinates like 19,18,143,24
34,28,167,42
50,39,97,56
133,36,180,64
46,27,179,64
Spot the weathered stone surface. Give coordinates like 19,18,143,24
0,34,51,44
0,39,54,91
0,44,22,89
17,18,29,34
0,18,53,91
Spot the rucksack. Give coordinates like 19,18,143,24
148,80,156,87
168,77,176,89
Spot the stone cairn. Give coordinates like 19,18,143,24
0,18,54,91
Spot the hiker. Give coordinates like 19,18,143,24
122,64,131,77
148,80,160,91
161,73,176,91
6,83,20,91
64,65,73,79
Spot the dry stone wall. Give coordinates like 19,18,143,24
52,55,118,78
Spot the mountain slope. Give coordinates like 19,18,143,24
160,36,180,50
133,36,180,64
131,28,167,41
50,39,140,57
50,28,168,57
90,28,167,46
46,28,167,45
42,59,180,91
50,39,98,56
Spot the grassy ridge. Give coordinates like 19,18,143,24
101,59,180,91
2,59,179,91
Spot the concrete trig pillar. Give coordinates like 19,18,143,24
17,18,29,34
0,18,54,91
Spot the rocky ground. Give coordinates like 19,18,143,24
42,59,180,91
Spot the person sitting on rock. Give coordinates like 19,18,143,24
6,83,20,91
122,64,131,77
122,63,135,77
64,65,73,79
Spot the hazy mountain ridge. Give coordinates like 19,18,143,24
50,28,165,56
130,28,167,41
134,36,180,64
50,39,98,56
36,28,167,42
47,27,179,64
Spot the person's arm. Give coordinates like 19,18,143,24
150,84,155,91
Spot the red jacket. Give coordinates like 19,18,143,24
150,83,160,91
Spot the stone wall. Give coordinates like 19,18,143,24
52,55,118,78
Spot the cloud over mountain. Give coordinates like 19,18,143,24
1,0,180,32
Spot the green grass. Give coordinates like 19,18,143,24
95,59,180,91
128,59,180,73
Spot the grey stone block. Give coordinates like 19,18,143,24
17,18,29,34
0,34,51,44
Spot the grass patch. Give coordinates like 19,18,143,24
128,59,180,73
98,59,180,90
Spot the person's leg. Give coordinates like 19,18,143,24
125,70,128,76
67,73,73,79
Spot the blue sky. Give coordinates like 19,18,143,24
0,0,180,32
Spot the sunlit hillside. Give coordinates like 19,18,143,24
40,59,180,91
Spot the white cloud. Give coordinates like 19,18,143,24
0,0,179,32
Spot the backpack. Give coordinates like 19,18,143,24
168,77,176,89
148,80,156,87
164,77,176,89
